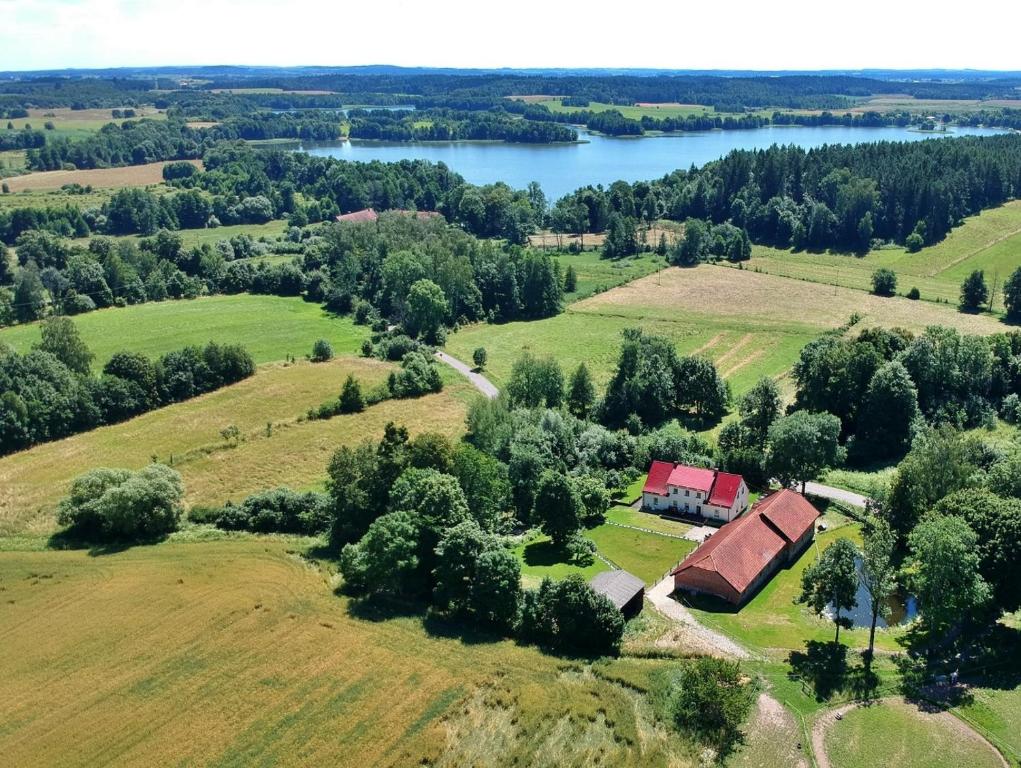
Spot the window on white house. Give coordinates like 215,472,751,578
685,489,690,497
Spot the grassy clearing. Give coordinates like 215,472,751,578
514,533,610,587
0,357,451,535
684,519,907,654
587,525,696,585
0,539,700,767
536,98,717,120
956,687,1021,764
744,201,1021,312
605,506,694,538
851,94,1021,114
4,159,202,193
0,149,27,177
2,106,166,142
822,699,1005,768
446,264,1004,401
0,294,368,369
552,249,667,300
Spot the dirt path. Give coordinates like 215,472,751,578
803,481,869,509
647,576,751,659
810,697,1009,768
434,351,499,399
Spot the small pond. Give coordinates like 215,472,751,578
825,557,918,628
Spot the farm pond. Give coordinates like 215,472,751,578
290,124,1008,201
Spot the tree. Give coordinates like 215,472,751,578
1003,266,1021,323
338,375,365,414
517,575,624,656
340,510,420,596
859,518,897,664
472,347,487,370
854,361,919,460
932,489,1021,614
738,376,782,446
799,537,859,643
564,264,577,292
566,363,595,418
871,268,897,296
672,219,708,266
506,352,564,408
34,316,93,375
451,443,510,532
571,474,610,527
13,265,47,323
766,411,845,493
675,356,729,419
959,269,989,312
668,657,754,755
404,279,448,343
310,338,334,362
56,463,184,541
907,514,990,639
532,470,582,548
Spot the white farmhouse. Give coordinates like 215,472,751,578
641,461,749,523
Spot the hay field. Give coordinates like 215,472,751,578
0,357,447,535
2,107,166,141
850,94,1021,114
4,159,202,193
445,264,1003,400
536,99,716,120
745,200,1021,310
0,294,368,369
0,539,700,767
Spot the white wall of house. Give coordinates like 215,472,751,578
645,480,750,523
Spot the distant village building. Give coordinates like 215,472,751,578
589,570,645,617
671,489,819,604
641,461,749,523
335,208,442,223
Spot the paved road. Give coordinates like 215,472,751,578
803,481,869,508
647,576,751,659
433,351,500,399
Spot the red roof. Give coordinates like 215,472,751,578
755,489,821,543
708,471,743,508
668,465,715,492
336,208,379,223
643,460,674,496
672,490,819,596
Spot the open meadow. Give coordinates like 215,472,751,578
0,538,702,768
3,159,203,192
1,106,166,143
0,294,368,369
445,263,1006,399
744,200,1021,311
0,358,476,537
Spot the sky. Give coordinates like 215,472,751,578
1,0,1020,72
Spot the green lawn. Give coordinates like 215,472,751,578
744,200,1021,313
0,294,368,368
513,533,610,586
587,525,696,585
823,699,1005,768
955,686,1021,765
552,250,667,301
605,506,694,538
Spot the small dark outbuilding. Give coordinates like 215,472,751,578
589,569,645,618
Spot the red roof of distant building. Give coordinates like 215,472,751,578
671,489,819,595
336,208,379,223
708,471,743,508
643,460,674,496
668,465,715,492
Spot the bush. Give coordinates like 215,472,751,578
388,351,443,398
339,374,365,413
310,338,334,362
517,575,624,657
472,347,487,370
664,657,755,754
907,286,920,300
215,487,330,535
56,464,184,541
905,232,924,252
871,268,897,296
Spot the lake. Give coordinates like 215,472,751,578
293,125,1010,201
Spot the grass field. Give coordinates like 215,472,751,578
0,357,458,535
744,201,1021,312
0,294,368,369
605,506,694,537
956,687,1021,765
0,538,701,767
534,98,717,120
0,149,27,177
822,700,1005,768
552,249,667,300
445,264,1005,401
2,106,166,143
851,94,1021,114
4,159,202,193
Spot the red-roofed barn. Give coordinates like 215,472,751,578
642,461,749,523
671,489,819,604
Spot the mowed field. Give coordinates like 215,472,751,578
0,539,701,767
2,106,166,142
534,98,717,120
745,201,1021,311
0,357,473,536
3,159,203,192
445,264,1006,400
0,294,368,369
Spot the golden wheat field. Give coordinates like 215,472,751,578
3,159,203,192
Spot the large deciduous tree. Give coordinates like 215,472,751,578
799,537,859,643
765,410,845,493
